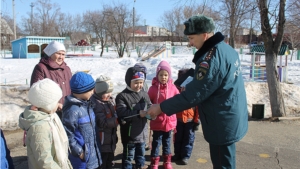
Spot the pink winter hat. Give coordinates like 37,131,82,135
156,60,172,81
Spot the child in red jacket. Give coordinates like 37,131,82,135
173,69,200,165
148,60,179,169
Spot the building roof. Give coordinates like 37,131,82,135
11,36,66,43
250,45,289,55
1,18,13,35
135,29,146,34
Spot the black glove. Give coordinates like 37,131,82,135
192,122,200,131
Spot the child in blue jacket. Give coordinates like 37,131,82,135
1,129,14,169
62,72,102,169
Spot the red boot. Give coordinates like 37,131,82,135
163,154,173,169
150,156,160,169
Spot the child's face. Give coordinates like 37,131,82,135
101,92,112,101
130,79,144,92
158,70,169,84
77,89,94,100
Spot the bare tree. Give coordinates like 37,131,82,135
160,3,221,44
220,0,253,48
103,4,133,58
284,0,300,50
22,0,61,36
159,8,180,42
135,41,150,58
82,10,107,57
257,0,286,117
283,21,300,50
245,0,261,44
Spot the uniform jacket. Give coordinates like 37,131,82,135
148,75,179,131
1,129,14,169
115,87,151,144
19,106,72,169
62,95,101,169
90,94,118,153
160,32,248,145
30,57,72,104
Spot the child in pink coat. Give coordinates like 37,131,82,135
148,60,179,169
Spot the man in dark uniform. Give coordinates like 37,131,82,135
147,15,248,169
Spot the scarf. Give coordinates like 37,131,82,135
46,113,72,169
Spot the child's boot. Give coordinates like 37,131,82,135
150,156,160,169
163,154,173,169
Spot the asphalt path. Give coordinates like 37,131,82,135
5,119,300,169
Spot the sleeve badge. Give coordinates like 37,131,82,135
199,61,209,69
196,68,207,80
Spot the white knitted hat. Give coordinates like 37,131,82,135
43,41,66,57
28,78,62,112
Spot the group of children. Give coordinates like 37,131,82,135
18,60,199,169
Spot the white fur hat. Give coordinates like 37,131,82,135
43,41,66,57
28,78,62,112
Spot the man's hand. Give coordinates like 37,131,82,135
147,104,162,119
181,87,186,92
139,110,147,117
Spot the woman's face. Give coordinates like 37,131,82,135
50,50,66,65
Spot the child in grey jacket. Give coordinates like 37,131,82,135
115,67,151,169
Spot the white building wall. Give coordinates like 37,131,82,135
136,25,171,36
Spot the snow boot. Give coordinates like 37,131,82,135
150,156,160,169
163,154,173,169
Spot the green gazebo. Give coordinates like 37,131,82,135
249,45,290,82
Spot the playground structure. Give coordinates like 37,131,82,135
11,36,65,59
249,45,290,82
66,39,93,57
141,41,172,61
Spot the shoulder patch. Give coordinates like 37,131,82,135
199,61,209,69
196,68,207,80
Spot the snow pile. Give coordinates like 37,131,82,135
1,46,300,130
245,82,300,117
1,81,300,130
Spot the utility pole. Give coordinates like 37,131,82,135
12,0,16,39
132,0,136,49
30,2,34,35
1,12,2,52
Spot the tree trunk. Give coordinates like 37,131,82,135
258,0,286,117
265,50,286,117
100,38,104,57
